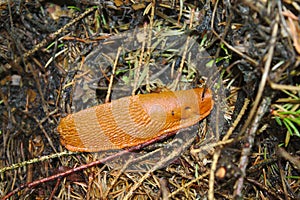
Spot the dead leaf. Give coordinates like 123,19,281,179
27,89,37,103
283,9,300,54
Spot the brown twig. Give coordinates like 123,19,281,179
172,8,195,89
132,23,147,95
105,47,122,103
233,97,271,197
49,178,61,200
246,178,285,200
276,147,300,170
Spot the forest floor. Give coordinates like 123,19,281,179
0,0,300,199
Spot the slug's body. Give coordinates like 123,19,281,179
57,88,213,152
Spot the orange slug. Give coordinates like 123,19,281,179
57,88,213,152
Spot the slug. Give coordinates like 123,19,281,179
57,88,213,152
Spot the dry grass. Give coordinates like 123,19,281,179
0,0,300,199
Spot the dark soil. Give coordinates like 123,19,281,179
1,0,300,199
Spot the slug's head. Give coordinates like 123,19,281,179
140,88,213,125
173,88,213,121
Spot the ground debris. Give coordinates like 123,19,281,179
0,0,300,199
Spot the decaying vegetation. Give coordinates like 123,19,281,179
0,0,299,199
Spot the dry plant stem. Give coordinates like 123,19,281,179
2,130,183,200
86,175,91,200
172,9,194,89
278,161,289,200
168,171,210,198
49,178,61,200
132,23,147,95
177,0,183,24
210,0,232,68
276,147,300,172
145,2,155,91
277,0,293,41
105,47,121,103
245,178,284,200
208,98,250,200
45,48,68,68
123,129,198,200
208,104,222,199
32,116,57,153
241,13,279,133
269,81,300,91
233,97,271,197
190,138,235,156
223,98,250,141
103,156,134,198
156,10,181,27
0,151,76,173
208,149,221,200
212,32,258,66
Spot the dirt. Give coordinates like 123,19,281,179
0,0,299,199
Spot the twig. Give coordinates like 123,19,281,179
233,97,271,197
32,115,58,153
105,47,122,103
168,171,210,198
49,178,61,200
246,178,285,200
172,8,195,89
240,13,279,133
278,160,289,200
208,97,250,200
223,98,250,141
208,148,221,200
276,147,300,172
132,23,147,95
0,151,76,173
269,82,300,91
